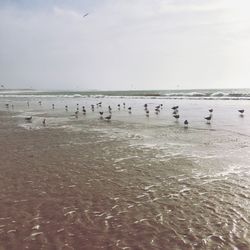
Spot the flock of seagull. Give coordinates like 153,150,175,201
3,101,246,128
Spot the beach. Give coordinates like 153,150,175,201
0,93,250,249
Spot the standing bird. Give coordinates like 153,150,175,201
155,108,160,115
209,109,213,113
204,115,212,124
25,116,32,122
172,106,179,110
238,109,244,117
173,114,180,120
184,120,189,127
108,106,112,113
42,118,46,126
104,114,112,121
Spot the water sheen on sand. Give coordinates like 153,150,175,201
0,96,250,250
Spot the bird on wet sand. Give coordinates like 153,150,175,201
25,116,32,122
204,115,212,123
184,120,188,127
104,114,112,121
173,114,180,120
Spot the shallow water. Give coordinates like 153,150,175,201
0,96,250,249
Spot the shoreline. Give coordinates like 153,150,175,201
1,110,250,249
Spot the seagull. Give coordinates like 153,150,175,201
108,106,112,113
155,108,160,114
204,115,212,123
172,106,179,110
238,109,244,114
209,109,213,113
83,13,89,18
25,116,32,122
184,120,188,127
104,114,112,121
173,114,180,119
99,111,104,119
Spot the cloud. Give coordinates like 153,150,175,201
0,0,250,90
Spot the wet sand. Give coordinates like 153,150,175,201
0,111,164,249
0,110,250,250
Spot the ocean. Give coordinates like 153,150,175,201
0,88,250,249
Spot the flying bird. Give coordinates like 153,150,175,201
83,13,89,18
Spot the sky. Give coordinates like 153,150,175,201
1,0,250,90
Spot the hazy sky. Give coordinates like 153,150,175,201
1,0,250,90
